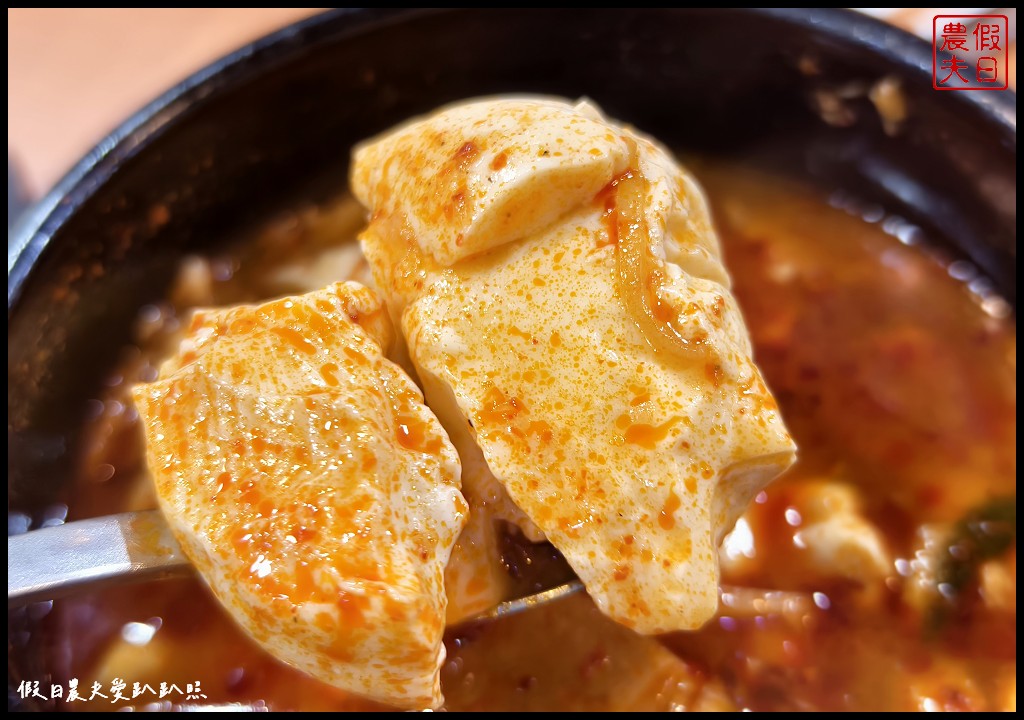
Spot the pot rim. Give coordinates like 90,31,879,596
6,7,1016,310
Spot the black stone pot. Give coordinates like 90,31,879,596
7,9,1015,711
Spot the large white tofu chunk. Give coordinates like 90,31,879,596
353,98,796,634
132,282,467,709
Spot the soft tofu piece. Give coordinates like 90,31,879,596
132,281,467,709
422,352,545,624
440,422,516,624
790,480,892,585
352,97,631,272
352,97,796,634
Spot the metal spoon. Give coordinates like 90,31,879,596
7,510,584,620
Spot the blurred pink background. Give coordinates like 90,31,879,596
8,9,320,195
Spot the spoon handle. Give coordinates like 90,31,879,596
7,510,189,607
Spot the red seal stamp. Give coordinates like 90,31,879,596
933,15,1010,90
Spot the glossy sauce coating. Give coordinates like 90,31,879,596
131,282,466,708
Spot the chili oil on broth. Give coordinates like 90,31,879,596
46,161,1015,711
